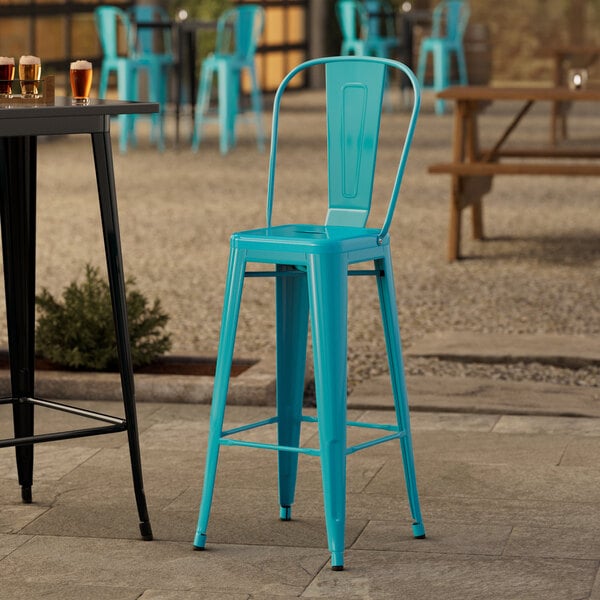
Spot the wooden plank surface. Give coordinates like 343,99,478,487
428,162,600,176
438,86,600,102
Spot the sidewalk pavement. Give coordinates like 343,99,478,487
2,376,600,599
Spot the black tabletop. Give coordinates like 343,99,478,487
0,97,159,119
0,98,159,137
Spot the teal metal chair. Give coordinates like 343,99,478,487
336,0,370,57
192,5,265,154
417,0,470,114
94,5,168,152
95,6,142,152
336,0,398,109
129,4,175,151
364,0,401,59
193,56,426,571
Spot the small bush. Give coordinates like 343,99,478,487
36,264,172,371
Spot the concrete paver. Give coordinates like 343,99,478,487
1,386,600,598
352,374,600,417
407,332,600,369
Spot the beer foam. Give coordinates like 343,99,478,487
19,55,41,65
70,60,92,70
0,57,15,65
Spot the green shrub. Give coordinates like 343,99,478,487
36,264,172,371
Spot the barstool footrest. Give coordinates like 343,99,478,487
0,395,127,448
219,414,406,456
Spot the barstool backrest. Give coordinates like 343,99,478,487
432,0,470,45
215,5,265,65
94,6,134,60
128,5,173,58
336,0,369,43
266,56,421,241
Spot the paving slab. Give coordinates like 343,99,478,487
0,535,328,597
301,552,596,600
0,532,32,557
560,437,600,467
399,495,600,532
3,399,600,597
504,525,600,560
0,581,145,600
370,458,600,503
406,332,600,368
353,519,512,556
494,414,600,436
350,374,600,417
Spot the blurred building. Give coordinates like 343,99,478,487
0,0,599,92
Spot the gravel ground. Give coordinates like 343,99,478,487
19,87,600,391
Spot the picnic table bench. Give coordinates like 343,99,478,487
428,85,600,261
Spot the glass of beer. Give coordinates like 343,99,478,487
0,57,15,98
19,55,41,98
70,60,93,104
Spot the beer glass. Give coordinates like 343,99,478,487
70,60,93,104
0,57,15,98
19,55,41,98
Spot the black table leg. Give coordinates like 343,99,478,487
188,30,198,126
0,136,37,504
91,123,153,540
175,25,184,148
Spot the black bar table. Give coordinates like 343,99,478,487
0,97,158,540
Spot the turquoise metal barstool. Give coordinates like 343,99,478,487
192,5,265,154
364,0,401,59
336,0,369,56
95,6,168,152
129,4,175,151
417,0,470,115
193,56,426,571
95,6,142,152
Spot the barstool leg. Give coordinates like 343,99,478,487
92,130,152,540
227,66,240,151
307,254,348,570
433,44,449,115
275,265,309,520
375,253,425,539
456,48,468,85
416,46,428,87
192,64,213,152
217,61,233,155
194,247,247,549
99,64,110,99
117,62,134,153
248,65,265,151
148,63,166,152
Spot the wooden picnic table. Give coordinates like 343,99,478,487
428,85,600,261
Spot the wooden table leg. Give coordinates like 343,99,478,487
448,177,462,262
471,200,484,240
